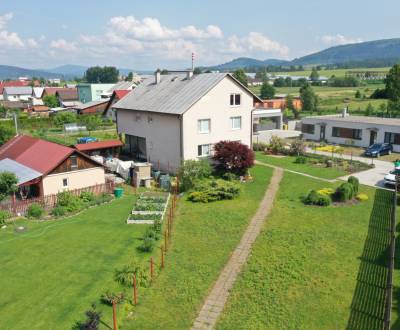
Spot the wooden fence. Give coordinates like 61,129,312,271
383,189,397,330
0,182,115,215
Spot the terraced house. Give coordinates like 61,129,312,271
114,71,264,172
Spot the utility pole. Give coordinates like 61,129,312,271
191,52,195,71
13,112,18,136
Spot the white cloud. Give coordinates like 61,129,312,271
50,39,77,52
108,15,223,41
321,34,362,46
0,30,24,48
0,12,12,29
224,32,289,58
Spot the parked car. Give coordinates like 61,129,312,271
364,143,393,157
384,170,397,186
77,137,98,144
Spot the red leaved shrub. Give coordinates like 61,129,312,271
212,141,255,175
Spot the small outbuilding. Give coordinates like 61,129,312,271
74,140,123,158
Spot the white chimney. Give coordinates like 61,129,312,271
186,70,193,80
155,71,161,84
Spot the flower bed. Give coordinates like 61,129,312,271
127,192,170,224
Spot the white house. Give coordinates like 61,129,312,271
3,86,33,102
301,113,400,152
114,71,263,172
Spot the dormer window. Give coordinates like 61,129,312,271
230,94,241,106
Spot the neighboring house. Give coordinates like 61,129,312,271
248,78,263,86
75,100,109,115
3,86,33,102
76,83,115,103
301,113,400,152
0,135,106,197
30,105,50,117
0,100,28,111
101,81,136,98
261,97,302,111
74,140,123,157
104,90,131,121
33,87,44,99
42,87,65,97
0,81,30,100
56,88,81,108
114,71,264,172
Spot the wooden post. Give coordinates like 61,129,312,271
112,300,118,330
133,273,137,305
161,246,164,269
150,257,154,282
164,230,168,252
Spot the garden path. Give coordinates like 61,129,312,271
191,167,283,330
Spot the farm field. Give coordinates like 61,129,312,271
272,67,390,79
123,165,273,329
0,189,148,329
216,172,398,329
250,84,387,116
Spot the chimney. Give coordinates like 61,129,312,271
155,71,161,84
342,107,348,118
186,70,193,80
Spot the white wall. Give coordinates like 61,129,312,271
42,167,105,195
117,109,181,172
302,117,400,152
182,77,253,160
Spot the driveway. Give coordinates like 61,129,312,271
253,129,301,144
307,149,394,188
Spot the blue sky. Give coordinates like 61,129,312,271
0,0,399,70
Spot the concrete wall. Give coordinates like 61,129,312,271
117,109,181,172
302,117,400,152
182,77,253,160
42,167,105,195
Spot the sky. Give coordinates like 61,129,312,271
0,0,399,70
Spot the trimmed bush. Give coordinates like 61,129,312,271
336,182,354,202
347,176,359,194
27,203,44,218
252,142,268,152
294,156,307,164
317,188,335,196
187,179,240,203
304,190,331,206
356,193,369,201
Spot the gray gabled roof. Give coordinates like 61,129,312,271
4,86,33,95
113,72,261,115
0,158,42,185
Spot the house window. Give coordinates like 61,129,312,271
62,178,68,187
197,144,211,157
384,132,400,145
332,127,362,140
230,93,241,106
70,155,78,169
301,124,315,134
230,116,242,130
198,119,211,134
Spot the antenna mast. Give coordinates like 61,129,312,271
191,52,195,71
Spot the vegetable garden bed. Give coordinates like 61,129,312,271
127,192,170,224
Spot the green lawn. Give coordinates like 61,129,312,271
0,191,148,329
216,173,394,330
255,152,348,179
122,165,273,329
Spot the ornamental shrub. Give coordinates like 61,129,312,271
56,191,83,212
356,193,369,201
51,206,67,217
137,236,155,252
187,179,240,203
177,159,212,191
0,210,10,225
347,176,359,194
289,138,306,156
80,191,95,203
27,203,44,218
212,141,254,176
294,156,307,164
252,142,268,152
336,182,354,202
100,291,125,306
304,190,331,206
317,188,335,196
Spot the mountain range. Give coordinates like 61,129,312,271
205,38,400,71
1,38,400,79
